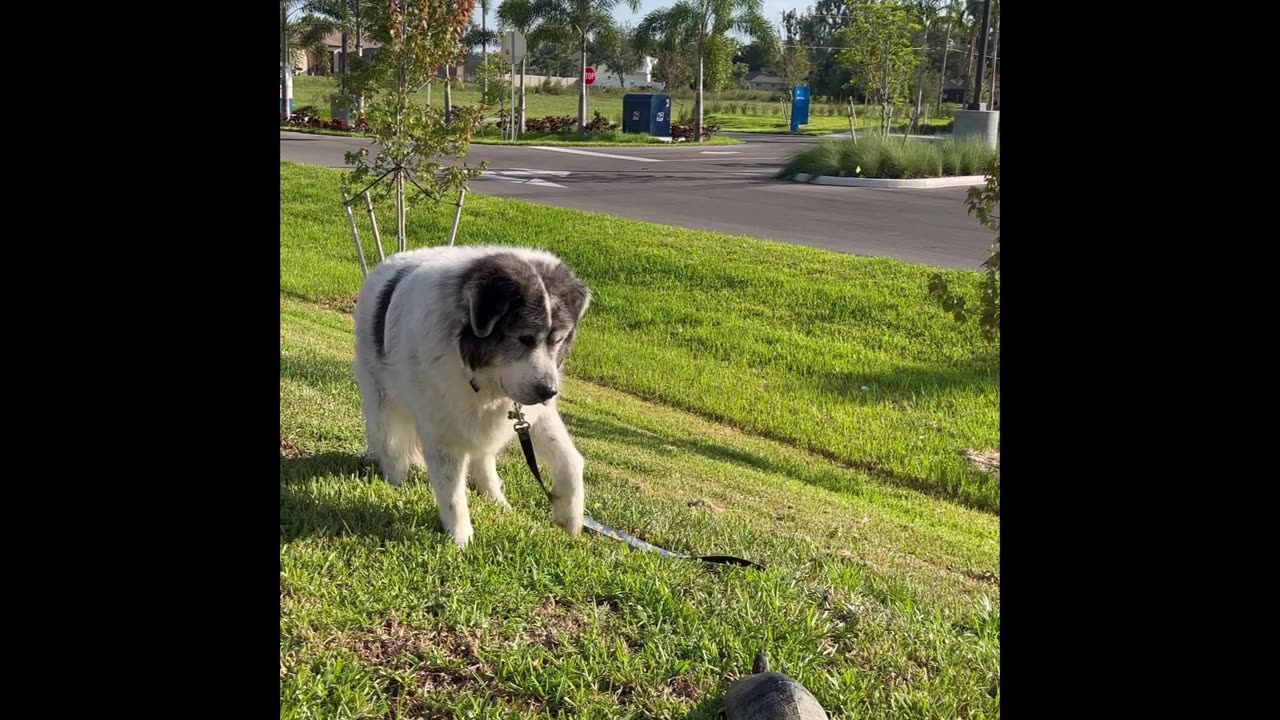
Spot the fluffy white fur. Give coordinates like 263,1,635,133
352,246,587,549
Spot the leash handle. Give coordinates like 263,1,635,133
510,404,764,571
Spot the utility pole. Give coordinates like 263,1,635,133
968,0,992,110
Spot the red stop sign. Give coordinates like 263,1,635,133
584,66,596,86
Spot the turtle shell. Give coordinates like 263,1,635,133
723,671,828,720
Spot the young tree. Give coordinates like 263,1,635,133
835,0,920,134
778,42,810,89
530,0,641,134
343,0,485,249
635,0,777,142
652,48,693,91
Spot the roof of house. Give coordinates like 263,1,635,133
745,70,784,83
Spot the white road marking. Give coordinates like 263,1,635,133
477,170,568,188
700,151,740,154
510,168,572,177
530,146,662,162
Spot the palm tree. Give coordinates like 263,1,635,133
497,0,539,131
478,0,492,95
636,0,776,142
283,4,337,76
303,0,378,117
530,0,640,134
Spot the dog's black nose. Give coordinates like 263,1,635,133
533,383,558,402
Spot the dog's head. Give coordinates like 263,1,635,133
458,252,591,405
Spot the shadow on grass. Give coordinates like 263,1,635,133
565,412,999,514
280,351,357,389
280,451,442,544
821,354,1000,401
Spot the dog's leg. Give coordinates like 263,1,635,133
358,382,389,466
530,408,584,536
471,455,512,509
424,445,474,548
377,405,420,486
356,378,413,485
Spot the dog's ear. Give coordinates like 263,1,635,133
556,271,591,323
570,281,592,321
467,274,516,338
463,260,523,338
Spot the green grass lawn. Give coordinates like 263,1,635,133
281,160,999,718
283,162,999,512
291,76,950,137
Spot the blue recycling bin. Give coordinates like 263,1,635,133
622,94,671,137
789,86,810,134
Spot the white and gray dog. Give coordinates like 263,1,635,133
352,246,591,548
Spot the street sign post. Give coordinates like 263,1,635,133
501,31,527,140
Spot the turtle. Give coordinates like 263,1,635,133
721,652,829,720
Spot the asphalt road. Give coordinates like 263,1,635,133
280,131,992,269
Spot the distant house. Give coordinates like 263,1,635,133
593,56,660,88
294,32,383,76
744,71,787,92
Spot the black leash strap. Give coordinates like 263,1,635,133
508,403,764,571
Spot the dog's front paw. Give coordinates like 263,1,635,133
450,524,475,549
552,506,583,537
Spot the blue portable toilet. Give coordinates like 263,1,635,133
622,94,671,137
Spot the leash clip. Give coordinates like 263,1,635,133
508,402,530,433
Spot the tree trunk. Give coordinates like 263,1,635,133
519,57,527,131
354,1,364,115
338,32,350,121
340,32,349,79
880,41,890,135
937,1,952,110
578,34,588,134
694,46,704,142
910,26,928,136
482,12,488,96
444,65,453,123
988,13,999,109
965,32,975,101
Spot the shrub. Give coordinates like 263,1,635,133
670,121,720,141
584,111,614,133
284,107,368,134
524,115,577,133
776,135,995,179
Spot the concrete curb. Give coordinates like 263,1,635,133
790,173,987,189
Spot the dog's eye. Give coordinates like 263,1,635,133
519,335,537,348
